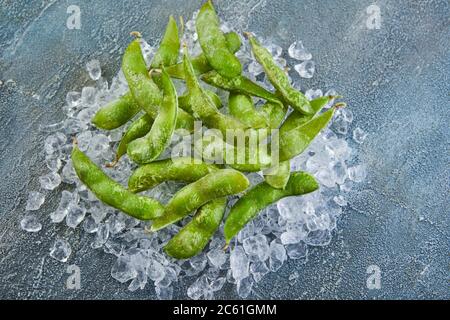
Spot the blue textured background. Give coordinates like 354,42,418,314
0,0,448,299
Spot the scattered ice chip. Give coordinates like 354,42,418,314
81,86,96,105
210,277,226,292
243,234,269,261
111,255,137,283
83,216,98,233
230,246,249,281
280,231,304,245
44,132,67,155
20,215,42,232
76,131,93,152
305,88,323,100
26,191,45,211
333,195,347,207
88,134,110,158
315,169,336,188
269,240,287,272
352,127,367,144
61,160,77,184
348,164,367,182
340,108,354,123
294,60,315,78
50,239,72,262
250,261,269,283
288,41,312,61
91,223,110,248
331,161,348,185
286,242,308,260
66,91,81,106
237,276,253,298
39,172,62,190
305,229,332,247
331,115,349,135
86,59,102,81
207,249,227,268
265,43,282,58
187,275,209,300
156,286,173,300
45,157,62,172
66,204,86,228
248,60,263,76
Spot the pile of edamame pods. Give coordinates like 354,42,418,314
72,0,345,260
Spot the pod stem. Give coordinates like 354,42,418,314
130,31,142,38
105,156,119,168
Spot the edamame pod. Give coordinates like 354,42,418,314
178,89,222,115
164,197,227,259
92,92,141,130
151,15,180,68
183,49,247,137
196,0,242,79
122,38,162,118
280,95,335,133
127,68,178,164
246,33,313,115
166,32,242,79
151,169,249,232
228,93,268,129
224,171,319,244
263,160,291,189
201,71,282,105
279,106,336,162
128,157,218,193
260,100,288,129
71,144,164,220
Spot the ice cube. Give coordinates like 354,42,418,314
39,172,62,190
242,234,269,261
210,277,226,292
26,191,45,211
86,59,101,81
230,246,249,281
288,41,312,60
207,249,228,268
187,275,209,300
348,164,367,182
248,60,263,76
82,216,98,233
333,195,347,207
265,43,282,58
66,91,81,106
286,242,308,260
45,156,62,172
237,276,253,298
305,229,332,246
156,286,173,300
111,255,137,283
20,215,42,233
250,261,269,283
50,239,72,262
268,240,286,272
147,260,165,282
294,60,315,79
331,161,347,185
91,223,110,248
76,131,93,152
66,203,86,228
61,160,77,184
352,127,367,144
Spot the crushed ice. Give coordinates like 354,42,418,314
23,12,368,299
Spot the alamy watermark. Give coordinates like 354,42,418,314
366,264,381,290
66,264,81,290
66,5,81,30
366,4,382,30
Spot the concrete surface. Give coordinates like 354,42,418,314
0,0,448,299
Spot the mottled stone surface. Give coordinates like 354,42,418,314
0,0,448,299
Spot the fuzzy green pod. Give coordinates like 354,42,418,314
166,32,242,79
151,15,180,68
224,171,319,244
92,92,141,130
127,68,178,164
151,169,250,232
228,93,268,129
246,33,313,115
71,144,163,220
164,197,227,259
263,160,291,189
128,157,218,193
196,0,242,79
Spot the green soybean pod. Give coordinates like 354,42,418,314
246,33,313,115
178,89,222,115
164,197,227,259
263,160,291,189
151,169,249,232
279,106,336,162
128,157,218,193
122,38,162,119
71,144,164,220
127,68,178,164
201,71,282,105
260,100,288,129
224,171,319,245
280,95,336,133
228,93,268,129
92,92,141,130
183,49,247,137
196,0,242,79
151,15,180,68
166,32,242,79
